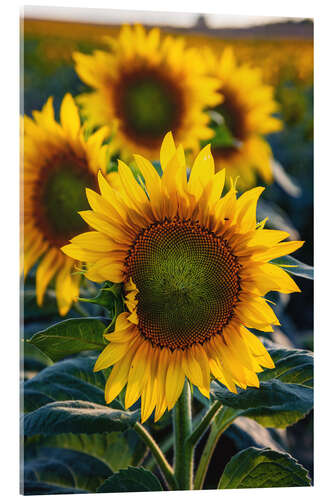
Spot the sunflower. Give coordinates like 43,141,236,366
73,24,221,159
62,132,303,422
204,47,283,189
22,93,110,315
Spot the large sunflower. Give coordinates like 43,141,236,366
22,94,110,315
205,47,282,189
62,132,303,422
73,24,221,159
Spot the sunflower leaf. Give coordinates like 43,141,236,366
22,356,114,412
97,467,163,493
22,400,140,437
25,430,148,473
218,447,311,488
24,446,112,492
23,481,87,495
271,255,313,280
27,317,108,362
211,344,313,428
225,417,288,453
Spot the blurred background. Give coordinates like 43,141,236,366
22,6,313,485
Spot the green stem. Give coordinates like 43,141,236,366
134,422,178,491
173,380,193,490
144,407,207,471
193,407,236,490
187,401,223,447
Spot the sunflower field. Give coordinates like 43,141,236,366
21,16,314,495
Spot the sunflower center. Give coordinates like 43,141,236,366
125,218,241,350
212,88,247,158
115,69,183,146
33,154,97,246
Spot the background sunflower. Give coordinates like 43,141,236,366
22,93,110,315
73,24,221,159
203,46,283,189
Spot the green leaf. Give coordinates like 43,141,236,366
23,356,112,412
23,342,53,381
24,446,112,492
218,447,311,488
225,417,287,453
97,467,163,493
23,481,87,495
23,400,140,436
271,255,313,280
23,342,53,369
27,317,107,362
211,344,313,428
26,430,147,473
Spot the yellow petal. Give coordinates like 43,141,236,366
85,258,124,283
125,340,150,409
254,240,305,262
79,211,133,244
251,263,301,295
133,154,162,209
162,145,187,196
183,348,204,388
61,243,112,262
36,249,63,306
118,160,148,210
165,350,185,410
160,132,176,171
234,187,265,232
94,336,136,372
240,327,275,369
188,144,215,197
24,237,48,278
70,231,121,252
104,343,138,404
141,345,159,422
154,348,170,422
55,259,79,316
60,93,81,141
248,229,289,248
237,295,280,327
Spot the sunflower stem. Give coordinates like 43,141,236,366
187,400,223,447
134,422,178,491
173,380,193,490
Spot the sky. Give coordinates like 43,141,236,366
23,6,296,28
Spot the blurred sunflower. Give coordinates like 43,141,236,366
62,132,303,422
73,24,221,159
205,47,282,189
22,93,110,315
